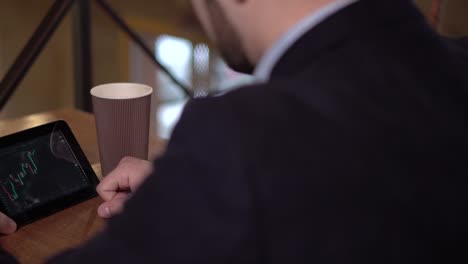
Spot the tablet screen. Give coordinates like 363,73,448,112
0,121,99,225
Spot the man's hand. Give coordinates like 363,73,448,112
0,212,16,235
96,157,153,219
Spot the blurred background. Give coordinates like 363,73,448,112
0,0,466,138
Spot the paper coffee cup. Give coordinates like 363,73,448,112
91,83,153,176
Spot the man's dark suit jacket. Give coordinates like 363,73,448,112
2,0,467,263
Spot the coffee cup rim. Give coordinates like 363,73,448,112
90,83,153,100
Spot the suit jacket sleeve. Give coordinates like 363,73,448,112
2,99,255,263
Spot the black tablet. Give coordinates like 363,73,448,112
0,120,100,227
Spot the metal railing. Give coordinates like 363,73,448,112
0,0,446,112
0,0,193,112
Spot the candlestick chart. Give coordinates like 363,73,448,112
1,150,38,202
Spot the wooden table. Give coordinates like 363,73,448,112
0,109,166,264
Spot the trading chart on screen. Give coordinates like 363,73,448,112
0,132,89,216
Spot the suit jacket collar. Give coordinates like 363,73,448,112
269,0,427,81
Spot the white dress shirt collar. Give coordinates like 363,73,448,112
253,0,358,82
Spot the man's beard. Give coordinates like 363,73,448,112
205,0,254,74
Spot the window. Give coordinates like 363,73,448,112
155,35,254,138
155,35,193,101
130,34,254,138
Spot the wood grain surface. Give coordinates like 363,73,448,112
0,109,166,264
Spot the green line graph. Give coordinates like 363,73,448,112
1,150,38,202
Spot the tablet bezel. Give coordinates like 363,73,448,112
0,120,100,227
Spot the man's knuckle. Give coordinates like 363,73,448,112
120,156,134,164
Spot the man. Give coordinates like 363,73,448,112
2,0,468,262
